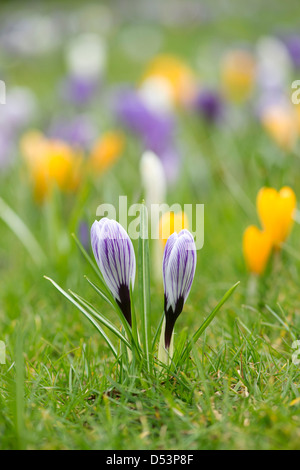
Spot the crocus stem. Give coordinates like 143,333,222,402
164,313,177,350
158,317,174,367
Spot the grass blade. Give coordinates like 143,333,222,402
84,275,115,308
44,276,118,358
69,290,131,349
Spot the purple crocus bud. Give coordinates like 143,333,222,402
162,229,197,349
91,218,136,326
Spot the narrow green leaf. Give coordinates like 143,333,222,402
71,232,107,290
44,276,118,358
84,275,115,308
151,313,164,352
69,290,131,349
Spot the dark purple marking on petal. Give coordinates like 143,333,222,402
116,283,132,326
164,295,184,350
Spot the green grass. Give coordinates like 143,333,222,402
1,0,300,450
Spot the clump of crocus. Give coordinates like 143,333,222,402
221,49,256,103
89,131,125,174
243,186,297,277
90,218,136,326
47,211,239,377
20,130,82,203
159,229,197,362
159,210,189,248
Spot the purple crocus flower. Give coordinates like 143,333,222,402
283,34,300,69
162,229,197,349
79,221,90,252
59,74,99,106
114,87,180,181
48,115,96,150
91,218,136,326
194,89,224,123
114,87,175,152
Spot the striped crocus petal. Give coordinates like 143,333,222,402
163,229,196,348
91,218,136,326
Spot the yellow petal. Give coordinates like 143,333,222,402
256,186,296,248
221,50,256,103
261,105,298,151
243,225,273,275
141,54,196,106
89,131,125,174
159,211,189,247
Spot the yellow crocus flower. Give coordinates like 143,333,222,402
20,130,82,203
221,49,256,103
243,225,273,275
261,105,298,151
159,211,189,247
89,131,125,174
141,54,196,106
256,186,297,248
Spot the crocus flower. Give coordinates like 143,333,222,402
140,150,167,209
193,88,224,123
115,87,175,154
140,54,197,107
221,49,256,103
256,36,292,92
59,74,99,106
283,34,300,69
48,115,97,150
243,225,273,275
66,33,106,80
159,211,189,248
115,87,180,182
20,130,82,203
162,229,197,350
89,131,125,174
260,103,298,151
79,220,90,252
256,186,297,248
91,218,136,326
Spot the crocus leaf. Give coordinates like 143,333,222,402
68,290,131,349
44,276,118,358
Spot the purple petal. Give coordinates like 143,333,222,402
90,218,136,318
163,229,196,313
